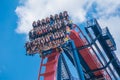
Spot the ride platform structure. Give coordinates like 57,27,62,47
25,11,120,80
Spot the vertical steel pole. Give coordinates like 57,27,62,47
57,54,62,80
70,40,85,80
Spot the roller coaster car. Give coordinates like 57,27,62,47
40,46,63,58
102,27,116,51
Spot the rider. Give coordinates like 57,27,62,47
59,12,63,20
32,21,37,28
63,11,69,20
50,15,54,25
37,20,41,27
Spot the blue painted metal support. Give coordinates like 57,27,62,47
57,54,62,80
61,53,72,79
86,19,120,77
85,25,119,79
70,40,85,80
77,50,95,79
62,42,94,79
57,52,78,80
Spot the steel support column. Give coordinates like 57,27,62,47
70,40,85,80
57,54,62,80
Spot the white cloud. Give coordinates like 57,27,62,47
15,0,120,34
15,0,88,34
15,0,120,59
95,0,120,17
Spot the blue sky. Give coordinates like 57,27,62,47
0,0,40,80
0,0,120,80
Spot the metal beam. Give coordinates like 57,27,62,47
70,40,85,80
86,59,114,73
57,54,62,80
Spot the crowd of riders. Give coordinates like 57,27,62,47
25,11,73,55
